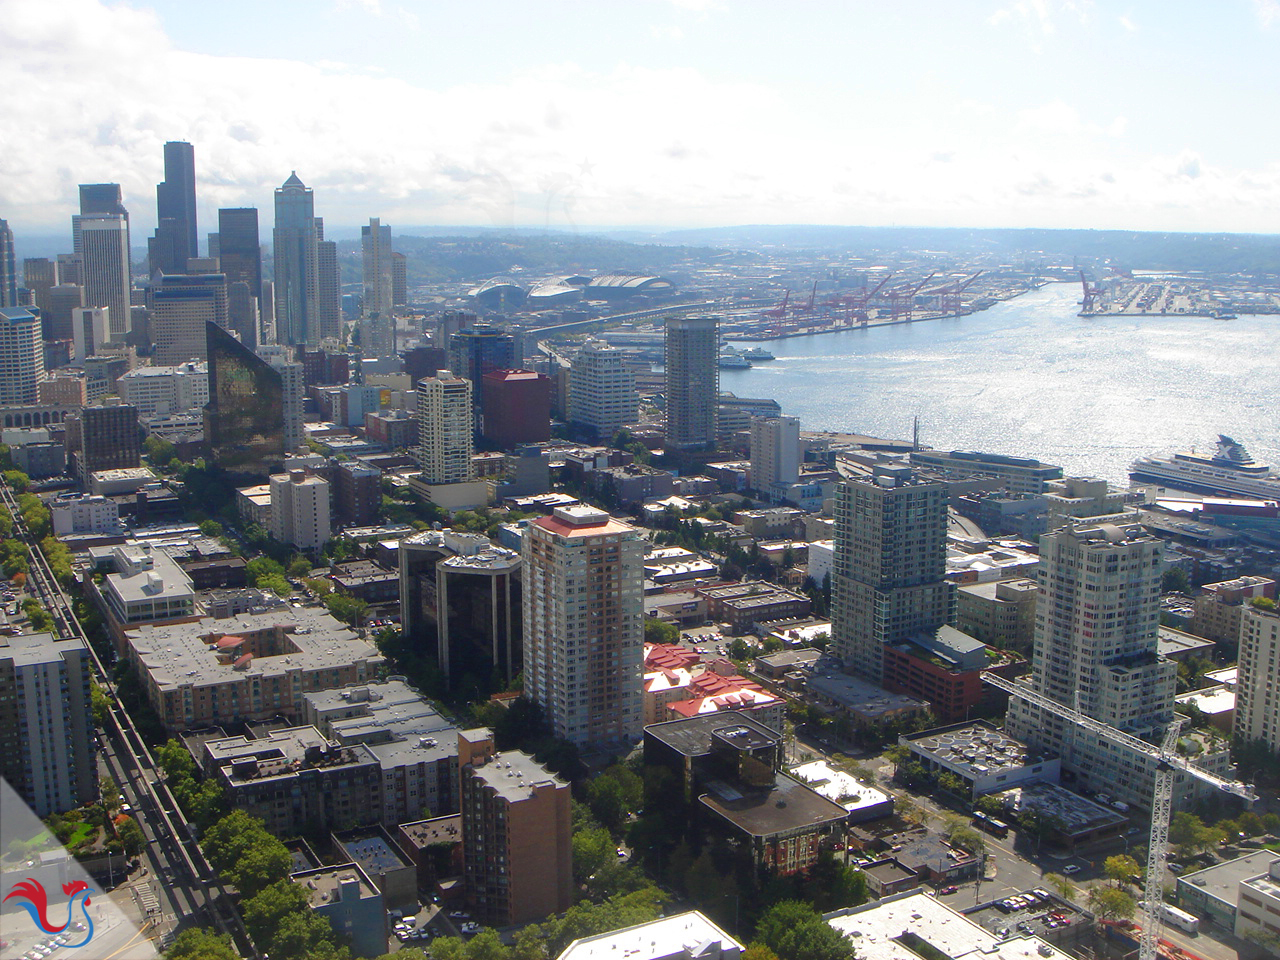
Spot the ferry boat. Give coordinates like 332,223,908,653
739,347,776,361
1129,435,1280,500
717,354,753,369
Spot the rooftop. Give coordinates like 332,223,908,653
558,911,743,960
994,782,1126,836
1175,685,1236,716
789,760,892,814
205,725,377,783
534,505,636,538
304,680,458,767
806,669,930,719
699,772,848,839
825,891,1066,960
645,713,781,760
439,547,521,574
1179,850,1280,906
0,631,85,668
292,863,380,909
398,815,462,849
1157,626,1218,659
335,830,414,875
905,722,1045,776
470,749,567,803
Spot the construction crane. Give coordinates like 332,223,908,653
981,672,1256,960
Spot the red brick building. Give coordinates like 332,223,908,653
881,625,1024,723
481,369,551,449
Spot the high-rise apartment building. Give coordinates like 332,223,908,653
64,403,141,483
0,307,45,404
359,312,395,360
205,322,291,476
457,730,572,927
831,465,953,682
566,340,638,440
664,316,718,449
151,141,198,273
1237,603,1280,755
0,633,96,817
750,416,801,497
148,271,229,364
391,252,407,308
270,469,332,552
523,504,645,747
72,307,108,362
1004,520,1223,807
0,219,16,308
273,173,319,346
361,218,394,318
79,216,132,338
416,371,475,485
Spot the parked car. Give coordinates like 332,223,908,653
1062,864,1081,875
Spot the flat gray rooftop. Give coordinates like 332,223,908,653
1179,850,1280,906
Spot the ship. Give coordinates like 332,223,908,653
739,347,776,361
718,354,753,369
1130,435,1280,500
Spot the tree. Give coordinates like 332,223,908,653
244,556,286,586
201,810,292,898
1104,855,1142,888
90,682,112,726
936,771,966,797
99,775,121,812
587,765,643,833
145,436,177,469
117,816,146,855
325,592,369,626
3,469,30,493
529,887,665,957
1161,567,1190,594
975,794,1005,818
164,928,240,960
755,900,855,960
268,909,339,960
288,555,313,578
643,617,680,645
1043,873,1076,902
197,518,224,538
242,878,312,946
1087,886,1137,921
572,826,616,885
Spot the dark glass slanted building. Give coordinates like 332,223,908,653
204,321,285,478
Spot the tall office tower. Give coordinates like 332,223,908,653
153,141,198,271
434,309,475,349
437,548,524,686
272,173,319,346
269,469,332,552
22,258,58,319
316,238,341,343
64,403,141,483
227,281,260,348
830,464,953,682
1238,604,1280,755
416,371,475,485
57,253,83,286
401,345,450,385
148,271,229,364
750,416,801,497
80,216,132,338
0,633,96,817
74,183,129,255
664,316,719,449
217,208,262,295
481,370,551,448
448,327,515,431
359,312,395,360
49,285,86,345
457,730,572,927
0,308,45,404
361,218,394,318
207,232,219,259
205,321,289,476
391,252,407,308
566,340,639,439
259,278,275,333
0,219,16,307
1004,522,1213,807
523,504,645,747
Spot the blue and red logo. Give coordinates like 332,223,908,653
3,878,95,948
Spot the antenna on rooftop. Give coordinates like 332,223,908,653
912,416,920,453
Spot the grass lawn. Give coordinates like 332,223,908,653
64,822,93,850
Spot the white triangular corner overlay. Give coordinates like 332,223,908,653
2,778,159,959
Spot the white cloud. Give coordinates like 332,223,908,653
650,24,685,41
1118,13,1137,31
1254,0,1280,27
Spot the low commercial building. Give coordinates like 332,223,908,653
990,782,1126,848
89,467,156,495
699,581,811,635
121,608,384,731
328,559,399,604
805,666,930,728
1235,857,1280,942
892,831,982,885
946,538,1040,584
203,726,383,835
292,863,385,959
753,647,823,680
1157,626,1218,662
733,507,804,540
99,541,196,629
1177,850,1280,931
50,494,122,536
901,722,1060,798
397,815,462,889
909,450,1064,496
788,760,894,823
332,827,418,912
1175,684,1235,733
861,859,919,898
883,625,1024,723
558,912,743,960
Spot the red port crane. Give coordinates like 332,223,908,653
1080,270,1106,314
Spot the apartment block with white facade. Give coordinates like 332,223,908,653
50,494,122,536
270,469,332,552
523,505,645,747
1238,603,1280,754
566,340,639,440
416,371,474,485
118,361,209,418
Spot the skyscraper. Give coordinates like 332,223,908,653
0,308,45,404
0,219,16,308
269,469,332,552
361,218,394,318
567,340,639,439
22,258,58,320
750,416,801,497
272,173,319,346
448,327,515,431
78,217,132,338
523,504,645,747
204,321,289,476
148,271,229,364
391,252,408,308
74,183,129,256
0,632,96,817
64,403,141,483
830,464,953,682
664,315,719,448
1238,604,1280,755
416,371,475,485
217,208,262,295
152,140,198,272
316,237,341,344
47,285,85,345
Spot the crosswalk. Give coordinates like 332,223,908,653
136,883,162,920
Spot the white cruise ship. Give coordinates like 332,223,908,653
1130,435,1280,500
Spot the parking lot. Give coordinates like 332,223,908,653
966,888,1087,942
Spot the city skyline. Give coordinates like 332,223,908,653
5,1,1280,239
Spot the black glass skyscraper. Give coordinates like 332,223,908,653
152,141,197,273
217,208,262,293
204,321,286,478
448,326,515,431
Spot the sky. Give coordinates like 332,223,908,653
5,0,1280,240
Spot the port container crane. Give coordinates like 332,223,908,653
981,671,1255,960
